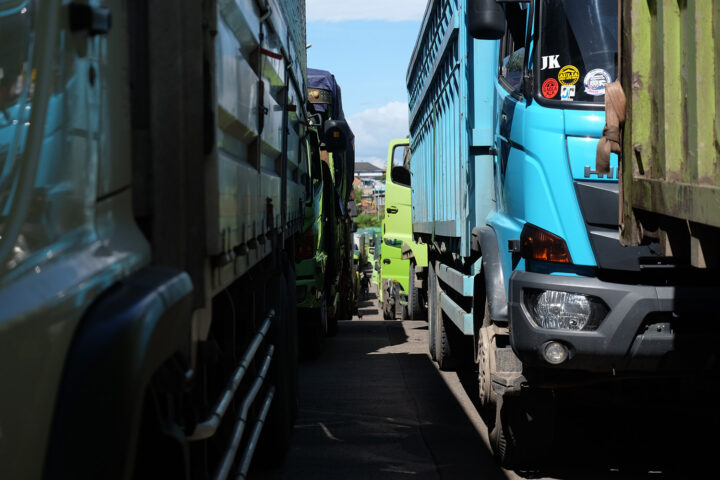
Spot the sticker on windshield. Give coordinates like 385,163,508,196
558,65,580,86
541,55,560,70
560,85,575,101
584,68,612,96
542,78,559,98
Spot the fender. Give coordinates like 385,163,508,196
44,266,193,479
472,226,508,323
400,240,428,268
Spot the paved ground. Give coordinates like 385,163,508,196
254,283,718,479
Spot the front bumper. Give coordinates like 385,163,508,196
509,270,720,373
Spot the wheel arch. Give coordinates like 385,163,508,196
472,226,508,324
43,266,194,479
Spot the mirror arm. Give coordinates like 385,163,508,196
521,0,535,102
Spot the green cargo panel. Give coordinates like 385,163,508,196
621,0,720,238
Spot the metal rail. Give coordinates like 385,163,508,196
236,386,275,479
188,310,275,441
214,344,275,480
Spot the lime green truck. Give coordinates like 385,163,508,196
379,138,428,319
619,0,720,271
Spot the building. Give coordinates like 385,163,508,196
354,162,385,215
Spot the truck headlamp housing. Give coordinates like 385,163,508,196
524,289,609,331
520,223,572,264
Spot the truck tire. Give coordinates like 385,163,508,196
382,282,394,320
256,272,295,464
477,293,497,420
434,312,457,371
427,261,437,361
408,262,424,319
490,392,556,470
327,292,339,337
298,293,327,360
282,254,299,422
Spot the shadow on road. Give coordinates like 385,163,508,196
256,319,509,479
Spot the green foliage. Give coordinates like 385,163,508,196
355,213,383,228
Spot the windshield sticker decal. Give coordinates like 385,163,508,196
542,78,559,98
584,68,612,96
541,55,560,70
558,65,580,86
560,85,575,101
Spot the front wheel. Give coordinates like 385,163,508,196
408,262,424,319
490,391,556,470
298,294,328,360
427,261,437,360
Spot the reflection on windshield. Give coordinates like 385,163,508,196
538,0,617,105
1,1,34,265
1,0,101,279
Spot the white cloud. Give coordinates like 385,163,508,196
307,0,427,22
348,101,409,169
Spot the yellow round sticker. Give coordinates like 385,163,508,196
558,65,580,86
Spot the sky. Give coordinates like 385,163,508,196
306,0,427,168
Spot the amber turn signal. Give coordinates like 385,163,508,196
520,223,572,264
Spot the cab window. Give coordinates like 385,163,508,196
498,4,528,93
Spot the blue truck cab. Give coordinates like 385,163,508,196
409,0,717,468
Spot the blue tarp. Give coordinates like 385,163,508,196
307,68,340,116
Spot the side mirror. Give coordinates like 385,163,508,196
322,119,349,152
468,0,506,40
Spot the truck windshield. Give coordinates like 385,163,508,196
537,0,617,105
1,2,33,238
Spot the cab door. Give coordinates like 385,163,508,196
381,139,412,291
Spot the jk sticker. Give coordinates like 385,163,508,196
584,68,612,96
541,55,560,70
542,78,559,98
560,85,575,101
558,65,580,86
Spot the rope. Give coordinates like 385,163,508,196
595,80,626,175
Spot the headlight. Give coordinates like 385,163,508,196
525,289,609,331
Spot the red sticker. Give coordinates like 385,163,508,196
542,78,559,98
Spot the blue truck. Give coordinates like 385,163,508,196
408,0,719,468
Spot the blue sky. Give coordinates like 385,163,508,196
306,0,427,167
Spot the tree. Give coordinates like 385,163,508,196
355,213,383,228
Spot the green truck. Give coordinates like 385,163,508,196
0,0,308,477
379,138,428,320
618,0,720,269
295,68,355,356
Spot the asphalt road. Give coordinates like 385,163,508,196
254,284,718,480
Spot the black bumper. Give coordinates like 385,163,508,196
509,270,720,373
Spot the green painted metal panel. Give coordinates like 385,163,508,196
621,0,720,236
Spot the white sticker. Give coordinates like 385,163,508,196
541,55,560,70
584,68,612,96
560,85,575,101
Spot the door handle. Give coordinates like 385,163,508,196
386,207,398,214
383,259,391,264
